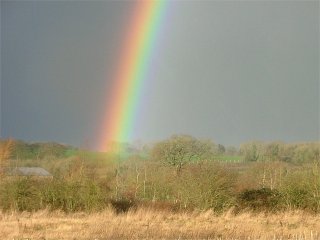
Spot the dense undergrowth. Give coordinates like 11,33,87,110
0,138,319,214
0,160,319,214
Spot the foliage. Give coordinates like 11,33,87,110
0,138,319,214
9,140,77,160
240,141,263,162
151,135,216,174
0,178,40,211
280,163,320,211
177,162,235,212
239,141,319,163
0,178,109,212
110,198,135,214
237,188,282,212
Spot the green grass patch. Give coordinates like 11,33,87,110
216,155,243,162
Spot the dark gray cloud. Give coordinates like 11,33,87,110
1,1,319,148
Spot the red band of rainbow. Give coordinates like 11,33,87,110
99,0,167,151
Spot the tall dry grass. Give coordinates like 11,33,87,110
0,139,14,166
0,139,14,177
1,208,320,239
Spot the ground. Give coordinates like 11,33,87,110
1,208,319,239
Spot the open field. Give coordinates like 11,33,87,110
1,208,320,240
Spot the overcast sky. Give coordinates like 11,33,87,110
1,1,319,149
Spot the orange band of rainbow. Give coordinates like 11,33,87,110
99,0,167,151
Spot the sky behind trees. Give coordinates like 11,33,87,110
1,1,319,149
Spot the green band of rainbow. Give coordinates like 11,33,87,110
99,0,168,151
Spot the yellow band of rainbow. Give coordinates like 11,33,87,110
99,0,168,151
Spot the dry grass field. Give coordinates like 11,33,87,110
1,208,320,240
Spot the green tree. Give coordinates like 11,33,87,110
217,144,226,155
151,135,215,174
264,142,282,161
240,141,263,162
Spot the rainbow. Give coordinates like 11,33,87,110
98,0,168,151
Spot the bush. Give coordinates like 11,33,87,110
40,179,108,212
0,178,41,211
236,188,282,212
177,162,235,212
110,198,135,214
0,177,110,212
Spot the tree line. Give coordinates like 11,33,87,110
0,136,319,213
